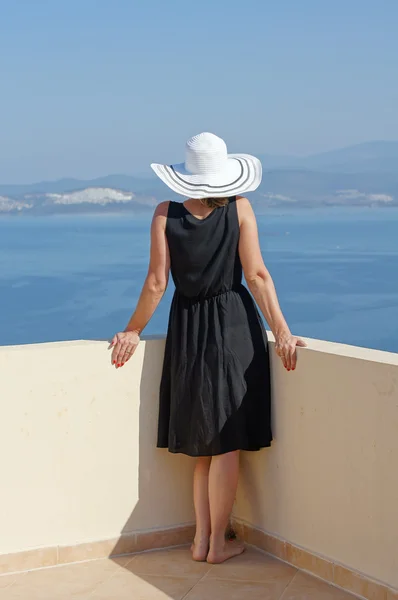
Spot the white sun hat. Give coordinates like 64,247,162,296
151,132,262,199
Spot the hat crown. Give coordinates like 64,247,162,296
185,132,228,176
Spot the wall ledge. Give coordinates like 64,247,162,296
1,334,397,365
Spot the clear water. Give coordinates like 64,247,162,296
1,207,397,353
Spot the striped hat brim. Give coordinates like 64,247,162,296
151,154,262,199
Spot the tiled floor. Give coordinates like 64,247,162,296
0,546,360,600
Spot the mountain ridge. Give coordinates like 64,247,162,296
257,140,398,172
1,141,398,214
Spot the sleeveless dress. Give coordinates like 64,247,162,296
157,197,272,457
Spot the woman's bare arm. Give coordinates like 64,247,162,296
110,201,170,367
237,196,306,370
124,201,170,334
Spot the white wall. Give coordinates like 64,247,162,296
235,337,398,588
0,339,195,554
0,336,397,588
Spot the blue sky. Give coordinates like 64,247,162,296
1,0,397,182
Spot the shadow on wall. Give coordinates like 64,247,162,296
110,339,195,558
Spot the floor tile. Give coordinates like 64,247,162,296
184,578,286,600
91,573,197,600
281,571,358,600
127,546,211,579
205,547,297,588
0,547,379,600
2,556,133,599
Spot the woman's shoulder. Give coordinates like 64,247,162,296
228,195,251,208
234,196,254,224
154,200,171,217
154,200,185,223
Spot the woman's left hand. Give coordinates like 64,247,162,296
275,333,307,371
109,330,140,368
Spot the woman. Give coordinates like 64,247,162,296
110,133,305,564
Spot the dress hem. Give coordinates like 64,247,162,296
156,440,273,457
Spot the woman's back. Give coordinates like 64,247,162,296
158,197,272,457
166,197,242,300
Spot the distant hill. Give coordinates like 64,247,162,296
258,141,398,173
0,174,168,197
257,169,398,202
1,141,397,215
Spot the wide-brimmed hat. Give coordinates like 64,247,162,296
151,132,262,199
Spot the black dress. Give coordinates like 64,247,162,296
157,197,272,456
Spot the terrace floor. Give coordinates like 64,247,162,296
0,545,360,600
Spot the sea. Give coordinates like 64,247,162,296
1,207,397,353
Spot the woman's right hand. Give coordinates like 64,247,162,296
109,330,140,368
275,332,307,371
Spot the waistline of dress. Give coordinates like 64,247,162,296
174,284,244,304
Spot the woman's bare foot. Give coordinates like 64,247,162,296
191,537,210,562
206,539,245,564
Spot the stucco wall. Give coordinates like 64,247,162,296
235,337,398,588
0,336,397,587
0,339,195,555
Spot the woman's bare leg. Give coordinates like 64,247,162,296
207,450,244,564
191,456,211,561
